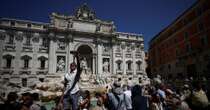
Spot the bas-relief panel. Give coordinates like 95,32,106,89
73,22,96,33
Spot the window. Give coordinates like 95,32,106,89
186,43,191,52
176,49,179,56
27,24,31,28
39,78,44,82
3,54,14,68
117,62,121,70
24,59,29,68
127,62,132,70
184,32,189,40
196,7,202,16
201,35,208,46
198,22,204,31
22,78,27,87
38,56,48,69
183,19,188,25
11,22,15,26
6,59,12,68
21,55,31,68
40,60,46,69
8,34,14,44
136,62,142,71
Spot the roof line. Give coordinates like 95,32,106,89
149,0,199,44
0,17,49,25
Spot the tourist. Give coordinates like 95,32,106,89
93,92,108,110
79,90,91,110
131,85,148,110
19,92,33,110
190,82,209,110
106,81,132,110
149,93,163,110
2,92,21,110
63,52,82,110
122,84,132,105
30,93,46,110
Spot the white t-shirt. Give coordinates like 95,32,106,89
64,70,79,94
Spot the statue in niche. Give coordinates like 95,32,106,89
103,59,109,73
80,57,88,74
57,57,65,72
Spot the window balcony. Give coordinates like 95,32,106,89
115,53,122,57
19,71,31,75
39,45,48,52
1,69,14,75
36,70,48,75
126,70,133,75
136,70,144,75
116,69,123,74
22,44,33,52
4,43,16,51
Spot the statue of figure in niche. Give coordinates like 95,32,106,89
57,57,65,72
103,59,109,73
80,57,88,74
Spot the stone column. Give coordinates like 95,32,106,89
141,51,146,74
14,31,23,75
0,30,6,70
31,33,39,75
66,42,70,73
97,43,103,75
48,33,56,74
112,44,117,74
92,55,96,74
122,43,126,75
132,44,136,75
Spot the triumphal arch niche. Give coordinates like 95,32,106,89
0,4,146,89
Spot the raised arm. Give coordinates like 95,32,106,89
74,52,82,82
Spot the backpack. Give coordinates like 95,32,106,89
107,93,127,110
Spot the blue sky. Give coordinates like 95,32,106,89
0,0,196,50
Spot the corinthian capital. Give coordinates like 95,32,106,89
15,31,23,41
48,32,56,41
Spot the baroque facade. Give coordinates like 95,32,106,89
0,4,145,89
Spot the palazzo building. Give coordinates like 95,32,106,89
149,0,210,79
0,4,145,88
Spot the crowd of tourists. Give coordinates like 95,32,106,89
0,75,210,110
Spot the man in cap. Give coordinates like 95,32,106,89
63,52,82,110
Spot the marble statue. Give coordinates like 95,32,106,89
103,60,109,73
81,57,88,74
57,58,65,72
